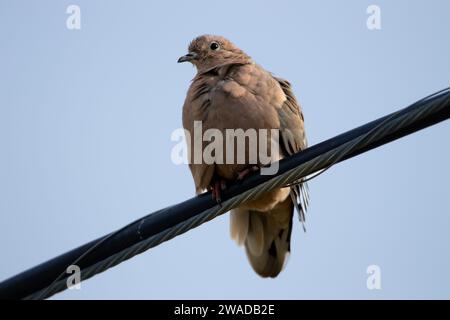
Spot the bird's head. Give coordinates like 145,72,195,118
178,35,252,72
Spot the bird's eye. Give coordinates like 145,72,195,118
210,42,220,51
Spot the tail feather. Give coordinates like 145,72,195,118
230,197,294,278
230,208,249,246
290,182,309,232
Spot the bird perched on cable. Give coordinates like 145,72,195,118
179,35,309,278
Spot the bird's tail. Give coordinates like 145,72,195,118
230,196,294,278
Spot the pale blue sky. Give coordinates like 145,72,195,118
0,0,449,299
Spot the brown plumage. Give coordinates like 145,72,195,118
179,35,309,278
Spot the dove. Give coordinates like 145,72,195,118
179,35,309,278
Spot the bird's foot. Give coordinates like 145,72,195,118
236,166,260,181
211,179,227,204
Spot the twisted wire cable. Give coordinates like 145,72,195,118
2,88,448,300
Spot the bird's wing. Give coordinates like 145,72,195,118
182,70,217,194
182,62,253,193
274,77,310,229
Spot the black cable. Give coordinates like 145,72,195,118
0,87,449,300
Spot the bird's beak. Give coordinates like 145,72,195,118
177,52,197,63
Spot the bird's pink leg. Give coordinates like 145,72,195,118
211,179,227,204
237,166,260,181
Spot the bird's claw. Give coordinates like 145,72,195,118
211,179,226,205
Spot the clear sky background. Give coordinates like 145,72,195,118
0,0,449,299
